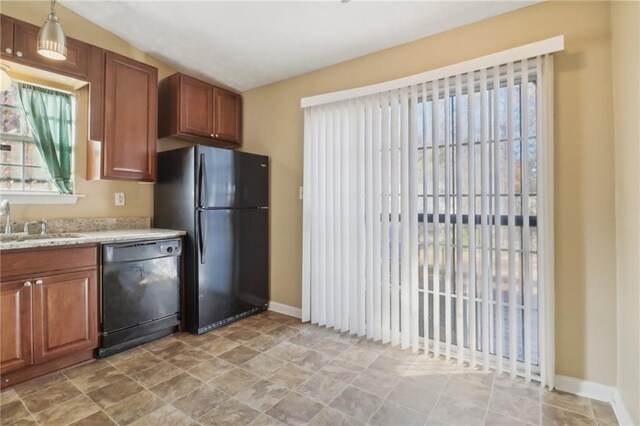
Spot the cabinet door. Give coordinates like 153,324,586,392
179,75,213,138
103,51,157,181
12,20,90,80
32,271,98,364
213,88,241,144
0,15,14,59
0,280,32,374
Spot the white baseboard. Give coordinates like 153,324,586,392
612,389,636,426
268,301,302,319
555,375,637,425
555,375,616,402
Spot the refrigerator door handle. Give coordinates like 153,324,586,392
197,153,207,208
198,210,208,264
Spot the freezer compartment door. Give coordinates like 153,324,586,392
196,146,268,208
196,208,269,329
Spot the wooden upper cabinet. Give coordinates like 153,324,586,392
0,280,32,375
103,51,157,182
0,15,14,59
11,19,90,80
158,73,242,147
32,271,98,364
180,75,214,138
214,87,241,144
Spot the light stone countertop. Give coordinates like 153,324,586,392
0,228,186,251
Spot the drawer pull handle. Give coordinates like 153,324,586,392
24,281,32,287
35,279,43,285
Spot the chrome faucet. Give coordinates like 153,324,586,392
1,200,10,234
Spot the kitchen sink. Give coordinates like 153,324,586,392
0,233,85,243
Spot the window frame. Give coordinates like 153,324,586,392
0,79,83,205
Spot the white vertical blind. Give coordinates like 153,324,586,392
356,100,366,336
479,68,491,371
455,74,464,365
431,79,441,359
400,87,410,349
421,82,430,356
444,77,453,361
381,92,391,344
507,62,517,378
302,50,556,387
409,84,420,352
373,95,383,342
340,102,350,331
390,90,401,346
326,106,335,329
348,100,358,333
467,71,477,369
493,65,503,375
365,97,374,337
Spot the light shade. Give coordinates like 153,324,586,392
0,65,11,92
37,12,67,61
0,68,11,92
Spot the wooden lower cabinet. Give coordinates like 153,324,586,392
0,245,98,388
33,271,98,364
0,280,32,374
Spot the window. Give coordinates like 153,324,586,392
302,49,555,384
416,76,539,366
0,81,75,194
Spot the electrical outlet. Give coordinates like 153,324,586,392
114,192,125,206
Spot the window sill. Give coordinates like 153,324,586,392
0,192,85,205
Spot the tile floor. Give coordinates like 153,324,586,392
0,311,619,426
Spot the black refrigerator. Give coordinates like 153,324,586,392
154,145,269,334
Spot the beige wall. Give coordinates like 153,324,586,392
242,1,618,385
611,1,640,423
0,1,176,220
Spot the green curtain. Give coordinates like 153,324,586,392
18,83,73,194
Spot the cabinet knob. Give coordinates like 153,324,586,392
5,48,12,54
215,134,219,138
210,133,215,138
24,281,32,287
16,51,22,57
35,279,43,285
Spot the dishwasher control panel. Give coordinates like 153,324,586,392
103,238,182,262
159,241,182,256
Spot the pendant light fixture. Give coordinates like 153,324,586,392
37,0,67,61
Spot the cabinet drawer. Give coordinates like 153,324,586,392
1,245,97,279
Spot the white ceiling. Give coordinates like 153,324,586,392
61,1,536,92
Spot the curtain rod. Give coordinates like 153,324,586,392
301,35,563,108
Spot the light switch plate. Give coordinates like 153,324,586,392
115,192,125,206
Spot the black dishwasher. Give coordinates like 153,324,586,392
98,238,182,357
